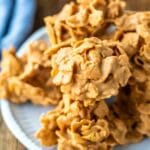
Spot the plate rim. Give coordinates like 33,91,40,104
1,27,47,150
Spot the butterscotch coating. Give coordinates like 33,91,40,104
114,11,150,138
0,41,62,105
49,37,131,101
45,0,125,45
36,94,116,150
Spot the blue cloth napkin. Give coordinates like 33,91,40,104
0,0,36,52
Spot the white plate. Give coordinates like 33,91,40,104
1,27,150,150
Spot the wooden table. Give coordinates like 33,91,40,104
0,0,149,150
0,113,26,150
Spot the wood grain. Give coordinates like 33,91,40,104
126,0,150,11
0,112,26,150
0,0,150,150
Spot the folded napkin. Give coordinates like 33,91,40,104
0,0,36,52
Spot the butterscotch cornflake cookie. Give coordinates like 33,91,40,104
37,93,144,150
113,11,150,141
114,12,150,57
37,11,150,149
45,0,125,45
36,94,117,150
0,41,62,105
48,37,131,101
1,0,150,149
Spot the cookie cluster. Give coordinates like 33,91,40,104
0,0,150,150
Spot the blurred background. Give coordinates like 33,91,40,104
33,0,72,30
0,0,150,150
